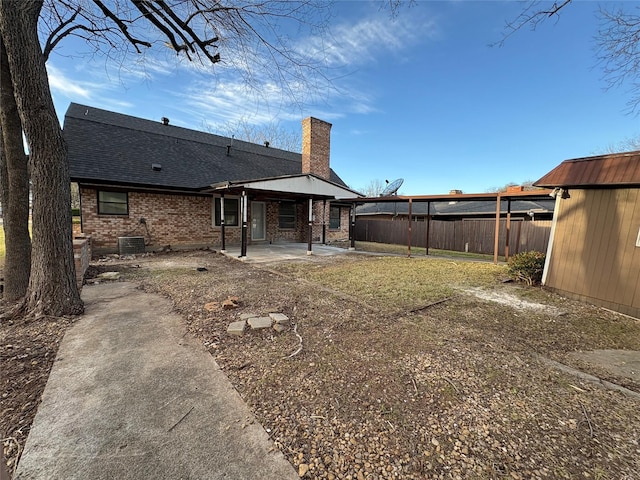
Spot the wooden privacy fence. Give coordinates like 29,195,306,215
355,218,552,256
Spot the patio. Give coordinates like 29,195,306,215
220,242,355,264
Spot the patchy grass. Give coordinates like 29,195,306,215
275,255,505,312
348,240,505,262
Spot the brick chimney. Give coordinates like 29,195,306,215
302,117,331,180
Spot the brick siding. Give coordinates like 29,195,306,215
80,187,236,253
79,187,349,254
302,117,331,180
73,236,91,287
311,202,350,242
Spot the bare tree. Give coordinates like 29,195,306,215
0,1,82,316
210,118,301,152
359,179,386,197
498,1,640,113
597,133,640,154
0,38,31,301
596,6,640,113
485,180,538,193
495,0,573,47
0,0,335,316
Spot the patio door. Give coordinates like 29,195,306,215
251,201,266,241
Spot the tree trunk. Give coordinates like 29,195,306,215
0,38,31,301
0,1,82,316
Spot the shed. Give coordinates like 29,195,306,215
534,151,640,318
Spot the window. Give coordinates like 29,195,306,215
329,206,341,229
98,191,128,215
214,197,239,226
279,202,296,229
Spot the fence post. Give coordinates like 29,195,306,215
407,198,412,257
493,194,501,264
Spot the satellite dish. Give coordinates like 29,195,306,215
380,178,404,196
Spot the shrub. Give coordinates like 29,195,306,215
507,251,546,285
71,208,80,216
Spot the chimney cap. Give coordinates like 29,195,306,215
161,117,170,126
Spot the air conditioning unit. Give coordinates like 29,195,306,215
117,236,145,255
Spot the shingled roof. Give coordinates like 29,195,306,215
534,151,640,188
65,103,348,192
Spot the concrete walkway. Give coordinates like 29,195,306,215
16,282,298,480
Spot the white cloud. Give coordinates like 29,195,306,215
167,10,434,124
47,6,436,130
297,14,430,69
47,64,92,98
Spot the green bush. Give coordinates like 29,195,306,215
507,251,546,285
71,208,80,216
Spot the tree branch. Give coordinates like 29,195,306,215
493,0,573,47
43,5,80,60
91,0,151,53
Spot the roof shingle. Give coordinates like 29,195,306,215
64,103,347,191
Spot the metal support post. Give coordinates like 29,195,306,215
307,198,313,255
220,193,226,253
240,191,247,259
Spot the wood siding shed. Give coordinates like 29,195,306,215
545,188,640,317
535,151,640,318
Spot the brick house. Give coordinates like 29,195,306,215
65,103,360,256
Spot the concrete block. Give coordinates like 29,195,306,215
273,323,288,333
98,271,120,280
240,313,259,320
227,320,246,336
269,313,289,324
248,317,272,330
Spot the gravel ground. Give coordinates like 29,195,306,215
3,249,640,479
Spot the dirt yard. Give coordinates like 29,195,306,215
2,249,640,479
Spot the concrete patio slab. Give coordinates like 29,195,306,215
221,242,354,264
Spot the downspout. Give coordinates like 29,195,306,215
542,193,562,285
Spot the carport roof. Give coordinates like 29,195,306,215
356,198,555,216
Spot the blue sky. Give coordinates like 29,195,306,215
46,1,640,195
